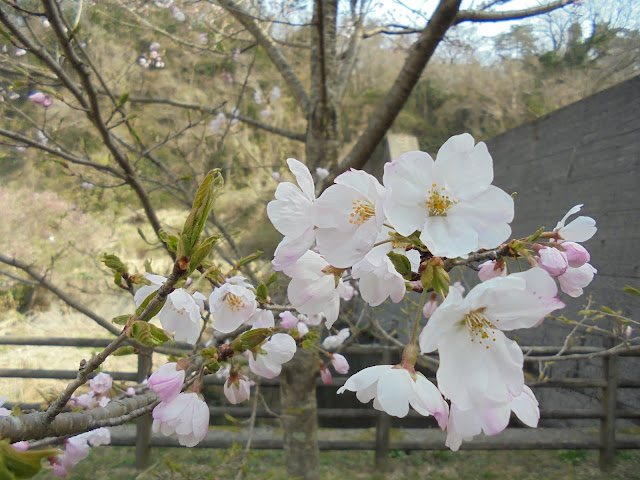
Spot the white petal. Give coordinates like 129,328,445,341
510,386,539,428
410,375,449,429
338,365,391,394
436,134,494,200
559,216,597,242
271,229,315,272
558,263,597,298
287,158,315,201
420,215,479,259
554,204,582,230
376,369,412,417
267,183,314,237
419,286,465,353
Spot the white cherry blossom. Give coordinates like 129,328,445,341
209,282,257,334
351,229,420,307
557,263,597,298
338,364,448,427
248,333,297,379
283,250,345,329
383,134,514,258
313,169,386,267
152,392,209,447
160,289,202,344
267,158,317,271
420,268,564,410
554,204,597,242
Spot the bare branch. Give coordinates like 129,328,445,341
235,113,306,142
215,0,311,115
455,0,575,24
0,127,124,177
363,25,422,38
324,0,462,188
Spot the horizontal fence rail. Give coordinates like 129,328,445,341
0,336,638,472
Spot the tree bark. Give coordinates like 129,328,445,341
279,348,321,480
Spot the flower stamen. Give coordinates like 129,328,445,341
426,183,455,216
463,308,497,349
224,292,246,311
349,199,375,226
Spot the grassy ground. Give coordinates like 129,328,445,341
32,447,640,480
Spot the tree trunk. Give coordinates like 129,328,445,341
279,348,321,480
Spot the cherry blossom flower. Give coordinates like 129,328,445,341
224,374,251,404
159,289,202,344
477,260,507,282
207,112,227,134
351,229,420,307
338,365,448,426
383,134,514,258
152,392,209,447
283,250,345,329
209,281,257,334
554,204,597,242
89,373,112,396
420,268,564,410
279,311,298,329
313,169,386,267
330,353,349,374
537,247,568,276
248,333,297,379
322,328,351,350
422,294,438,319
148,363,185,403
51,428,110,477
70,393,96,409
10,441,29,451
320,365,333,385
340,281,357,301
271,171,281,182
557,263,597,298
296,321,309,337
267,158,317,271
560,242,590,268
253,88,263,105
270,86,281,101
445,386,539,451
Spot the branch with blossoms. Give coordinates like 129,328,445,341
0,134,616,478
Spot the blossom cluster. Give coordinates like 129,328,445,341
266,133,597,449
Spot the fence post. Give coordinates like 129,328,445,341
599,337,618,472
135,349,153,469
375,343,391,471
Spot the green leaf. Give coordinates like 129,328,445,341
117,92,129,108
182,169,224,255
113,346,136,356
134,290,166,321
387,252,412,276
0,440,61,479
112,314,130,325
255,282,268,303
101,253,126,273
525,226,545,243
113,272,123,287
265,273,277,287
131,321,171,347
231,328,273,352
623,286,640,296
204,359,221,373
600,306,615,314
234,250,263,270
187,235,221,275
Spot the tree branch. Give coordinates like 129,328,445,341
0,394,157,442
0,127,124,177
455,0,574,24
215,0,311,115
323,0,462,189
235,113,306,142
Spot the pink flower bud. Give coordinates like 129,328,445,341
331,354,349,374
537,247,568,277
28,91,46,104
422,295,438,319
279,311,297,329
477,260,507,282
224,375,251,404
89,373,112,396
561,242,590,268
624,326,633,339
296,321,309,337
148,363,186,403
11,441,29,451
126,387,136,397
320,365,332,385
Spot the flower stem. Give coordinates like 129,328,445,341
409,288,428,347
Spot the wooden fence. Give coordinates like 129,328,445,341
0,336,638,472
